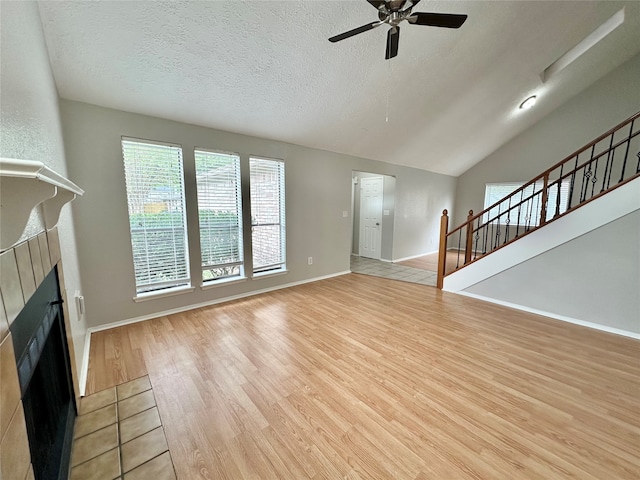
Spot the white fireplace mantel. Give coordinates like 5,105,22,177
0,158,84,251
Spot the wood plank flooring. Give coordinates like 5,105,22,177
397,252,441,271
86,274,640,479
397,250,461,274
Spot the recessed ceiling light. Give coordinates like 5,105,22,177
519,95,537,110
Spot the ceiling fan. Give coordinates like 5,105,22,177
329,0,467,59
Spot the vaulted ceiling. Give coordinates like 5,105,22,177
38,1,640,176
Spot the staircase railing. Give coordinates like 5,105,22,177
437,111,640,289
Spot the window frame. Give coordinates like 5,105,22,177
194,147,245,285
483,180,570,227
249,156,286,277
121,136,191,297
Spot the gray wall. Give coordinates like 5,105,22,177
381,175,396,261
454,53,640,227
0,1,87,370
464,210,640,334
60,100,456,328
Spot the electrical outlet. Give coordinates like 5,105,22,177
308,257,313,265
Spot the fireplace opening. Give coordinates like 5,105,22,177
10,266,76,480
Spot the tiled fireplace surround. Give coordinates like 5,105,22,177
1,229,177,480
0,227,73,480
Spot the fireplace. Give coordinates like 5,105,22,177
10,266,76,480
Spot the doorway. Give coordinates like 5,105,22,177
359,176,383,259
351,171,395,261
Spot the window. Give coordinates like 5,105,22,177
121,138,190,294
484,180,570,226
250,157,286,274
195,149,243,283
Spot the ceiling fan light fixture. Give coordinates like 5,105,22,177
519,95,537,110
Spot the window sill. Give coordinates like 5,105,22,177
133,285,195,303
252,269,288,280
201,276,248,290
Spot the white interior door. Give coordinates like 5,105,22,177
359,176,383,259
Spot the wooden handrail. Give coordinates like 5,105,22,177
450,111,640,233
437,111,640,287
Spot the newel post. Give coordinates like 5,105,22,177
539,173,549,226
465,210,474,264
436,209,449,290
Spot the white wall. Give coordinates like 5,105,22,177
0,2,87,373
454,53,640,227
463,209,640,335
60,100,456,328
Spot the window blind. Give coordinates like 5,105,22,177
484,181,570,226
195,149,243,282
122,138,189,293
249,157,285,273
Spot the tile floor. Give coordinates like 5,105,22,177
350,255,437,286
70,375,176,480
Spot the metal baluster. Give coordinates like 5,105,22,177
483,219,489,255
473,221,480,261
555,165,563,218
493,204,501,250
516,189,523,237
567,154,578,209
581,145,596,203
531,189,540,230
526,187,534,232
589,155,599,199
487,220,495,252
618,119,635,183
540,173,549,226
504,197,512,244
601,132,615,192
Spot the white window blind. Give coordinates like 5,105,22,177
484,181,570,226
250,157,285,274
195,149,243,282
122,138,190,294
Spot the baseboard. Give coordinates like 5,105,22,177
393,249,438,263
80,270,351,393
454,290,640,340
351,253,393,263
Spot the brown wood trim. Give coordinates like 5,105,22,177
436,210,448,289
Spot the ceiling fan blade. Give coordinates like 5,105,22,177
366,0,386,10
385,27,399,59
329,21,382,43
407,12,468,28
401,0,421,12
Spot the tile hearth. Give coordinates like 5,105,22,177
70,376,176,480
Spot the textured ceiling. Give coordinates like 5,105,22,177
38,1,640,176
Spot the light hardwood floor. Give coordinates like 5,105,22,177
86,274,640,479
397,250,463,274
